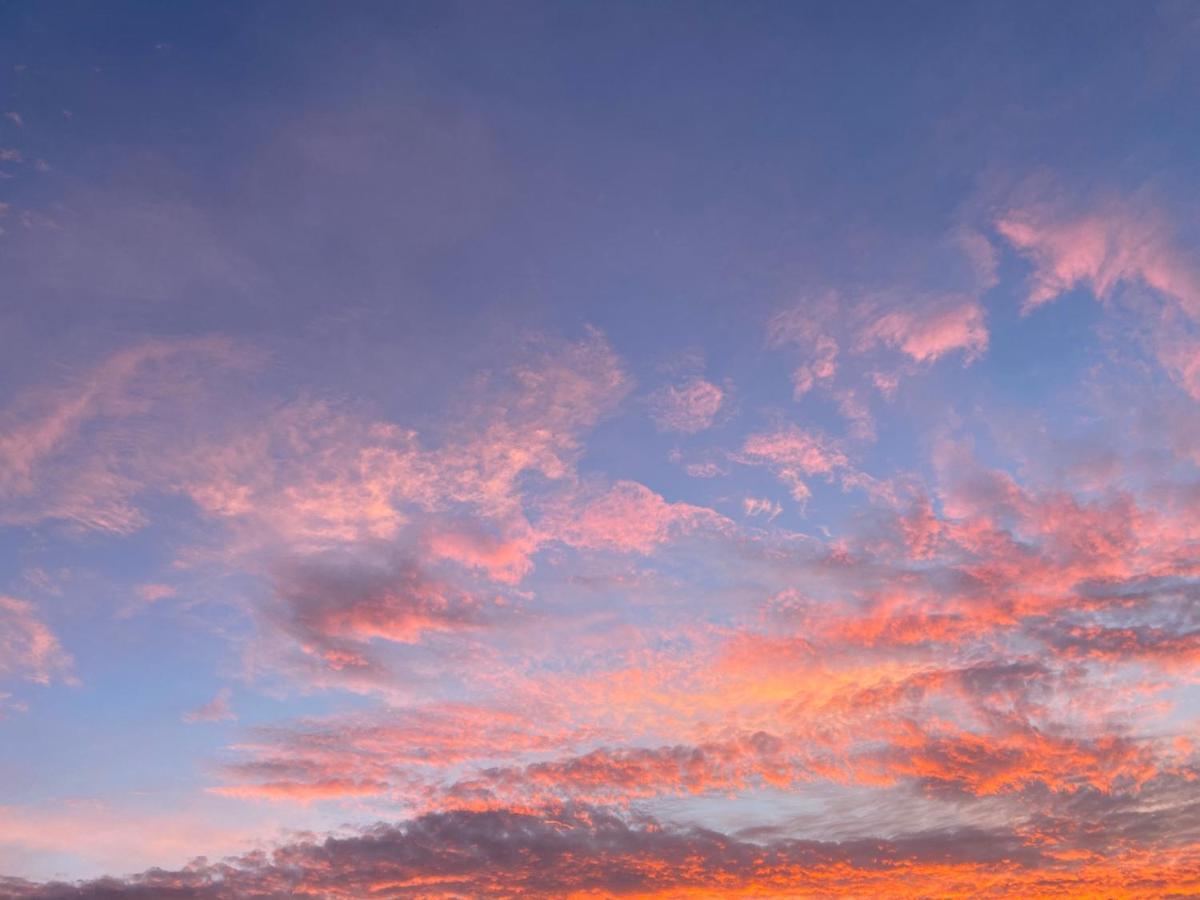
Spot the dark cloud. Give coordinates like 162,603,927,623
267,551,487,675
0,806,1052,899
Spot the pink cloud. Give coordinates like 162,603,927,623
1154,324,1200,401
184,688,236,724
0,596,73,687
424,519,538,584
833,388,875,441
767,255,993,414
169,330,632,686
739,425,849,502
11,320,1200,893
271,553,486,663
767,301,840,398
996,203,1200,316
210,702,601,805
858,297,988,364
0,336,255,533
437,328,632,515
767,298,839,352
741,426,847,476
135,583,176,604
0,329,629,556
647,377,724,433
210,778,388,803
790,343,839,398
178,400,431,551
743,496,782,521
546,480,727,554
443,733,800,808
668,449,726,479
868,370,900,397
0,330,637,690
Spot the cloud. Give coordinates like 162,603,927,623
646,377,724,433
767,299,840,398
739,424,850,501
6,13,1200,896
210,702,599,803
743,496,782,521
543,480,728,554
7,256,1200,891
860,722,1155,798
0,800,272,889
19,800,1200,898
0,805,1046,898
423,519,538,585
0,337,255,533
996,202,1200,316
1155,324,1200,400
183,688,236,724
765,282,989,443
443,733,801,807
0,330,639,690
268,551,487,674
857,297,988,364
0,596,73,688
741,426,848,476
135,583,176,604
833,387,876,441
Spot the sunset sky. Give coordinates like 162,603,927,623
2,2,1200,897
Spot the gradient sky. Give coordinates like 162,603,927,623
2,2,1200,897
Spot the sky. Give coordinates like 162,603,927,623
1,1,1200,897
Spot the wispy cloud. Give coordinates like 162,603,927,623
183,687,236,724
0,596,73,688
